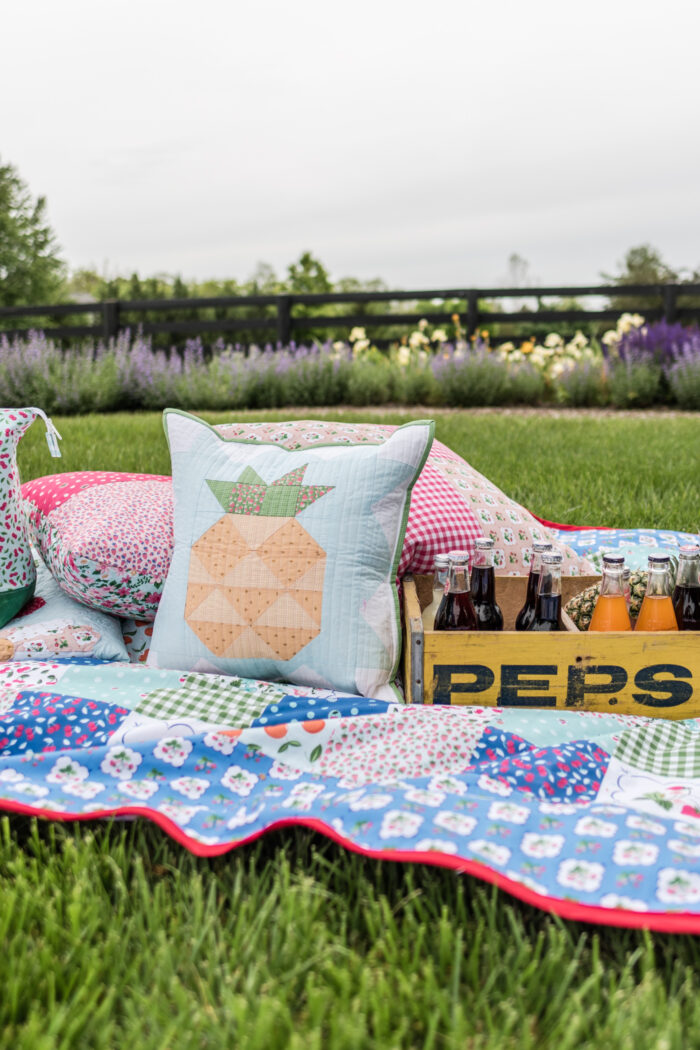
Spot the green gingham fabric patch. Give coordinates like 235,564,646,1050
135,672,287,725
615,722,700,778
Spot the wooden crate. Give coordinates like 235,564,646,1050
403,574,700,719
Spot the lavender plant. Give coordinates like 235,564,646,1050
614,320,696,366
666,339,700,410
606,320,700,407
0,324,698,413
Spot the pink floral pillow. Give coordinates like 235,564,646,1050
22,422,593,620
22,472,173,619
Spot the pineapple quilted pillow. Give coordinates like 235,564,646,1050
148,410,435,700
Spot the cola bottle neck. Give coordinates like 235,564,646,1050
536,563,562,600
676,554,700,588
449,564,470,593
472,547,494,570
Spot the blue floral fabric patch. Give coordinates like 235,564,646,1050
549,527,700,573
1,660,700,930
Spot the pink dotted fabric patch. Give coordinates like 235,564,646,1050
47,482,173,576
23,471,167,516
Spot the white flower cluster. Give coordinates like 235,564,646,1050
600,312,646,350
497,327,606,379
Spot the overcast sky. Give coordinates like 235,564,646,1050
3,0,699,291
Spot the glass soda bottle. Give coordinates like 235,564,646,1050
470,537,503,631
434,551,478,631
635,554,679,631
515,540,553,631
422,553,451,632
529,551,564,631
588,555,632,631
672,544,700,631
622,566,631,607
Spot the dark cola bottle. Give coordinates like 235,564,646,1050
434,551,478,632
673,544,700,631
529,551,564,632
515,540,553,631
470,537,503,631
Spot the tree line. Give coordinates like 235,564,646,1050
1,154,699,336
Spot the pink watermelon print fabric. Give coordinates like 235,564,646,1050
22,420,593,620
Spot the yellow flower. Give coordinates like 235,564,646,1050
520,340,534,354
481,329,489,338
451,313,460,323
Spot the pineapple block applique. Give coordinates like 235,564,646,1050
185,465,334,661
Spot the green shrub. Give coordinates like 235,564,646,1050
345,359,397,405
666,357,700,410
432,351,510,407
506,362,547,404
608,360,663,408
554,361,607,407
395,364,439,405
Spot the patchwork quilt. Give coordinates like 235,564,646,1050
3,658,700,933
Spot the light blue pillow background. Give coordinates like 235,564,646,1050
148,410,435,700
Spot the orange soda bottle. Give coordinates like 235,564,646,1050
635,554,679,632
589,555,632,631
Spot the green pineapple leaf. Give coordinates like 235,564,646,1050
207,464,334,517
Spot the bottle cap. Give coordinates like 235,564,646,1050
602,554,625,566
622,567,631,579
678,544,700,556
447,550,469,564
532,541,553,553
474,537,494,549
434,553,451,569
647,554,671,565
541,551,563,565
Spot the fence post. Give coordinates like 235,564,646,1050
663,285,677,325
102,300,120,343
276,295,291,346
466,290,479,339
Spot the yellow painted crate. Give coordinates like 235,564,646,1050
402,574,700,719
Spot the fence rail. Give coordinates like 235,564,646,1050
1,284,699,347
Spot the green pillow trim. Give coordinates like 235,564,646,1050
0,580,36,630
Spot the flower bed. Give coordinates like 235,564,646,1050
1,313,699,413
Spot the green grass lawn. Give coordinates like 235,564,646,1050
17,408,700,530
4,408,700,1049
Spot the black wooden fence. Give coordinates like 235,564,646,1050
1,284,699,347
